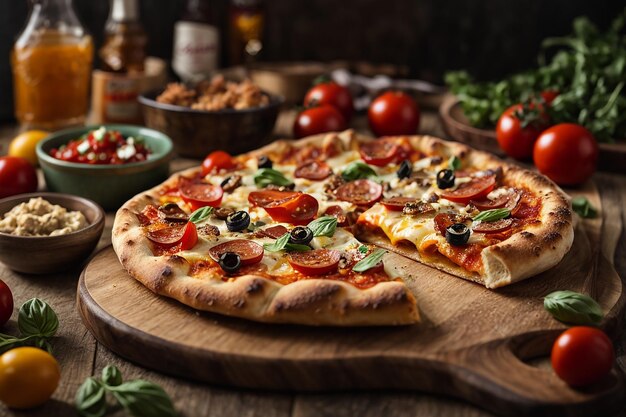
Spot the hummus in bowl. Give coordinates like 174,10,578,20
0,197,88,237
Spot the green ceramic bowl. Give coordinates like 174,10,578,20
36,125,173,211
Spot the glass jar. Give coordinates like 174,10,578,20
11,0,93,130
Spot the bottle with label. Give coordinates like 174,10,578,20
93,0,148,124
229,0,264,66
11,0,93,130
172,0,220,83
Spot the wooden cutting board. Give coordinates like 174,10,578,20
77,184,625,417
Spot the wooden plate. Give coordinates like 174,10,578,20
77,184,625,417
439,96,626,174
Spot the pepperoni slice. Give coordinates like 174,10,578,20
359,141,400,167
440,175,496,204
470,195,508,210
381,197,416,212
264,193,319,225
147,222,197,250
179,179,224,210
248,190,300,207
259,225,289,239
472,218,514,234
287,249,341,275
208,239,264,265
294,160,332,181
336,179,383,206
323,205,348,226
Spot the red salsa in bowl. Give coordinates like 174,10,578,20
49,126,152,164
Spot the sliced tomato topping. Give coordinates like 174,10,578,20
248,190,300,207
381,197,416,212
201,150,236,175
472,218,514,234
323,205,348,226
440,175,496,204
263,193,319,225
287,249,341,275
359,141,400,166
179,179,224,210
294,160,333,181
208,239,264,265
259,225,289,239
336,179,383,206
147,221,197,250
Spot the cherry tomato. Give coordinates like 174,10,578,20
440,175,496,204
336,179,383,206
248,190,300,207
540,90,559,105
0,280,13,327
359,141,400,167
263,193,319,225
533,123,598,186
294,160,333,181
179,180,224,210
368,91,420,136
201,151,235,176
293,105,347,139
496,104,547,160
0,157,38,199
381,197,416,212
288,249,341,275
304,81,354,121
551,326,614,386
0,347,60,409
208,239,264,265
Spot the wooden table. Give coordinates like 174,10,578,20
0,111,625,417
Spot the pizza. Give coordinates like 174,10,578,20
112,130,574,326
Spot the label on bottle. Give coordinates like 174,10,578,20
173,21,219,82
103,76,141,122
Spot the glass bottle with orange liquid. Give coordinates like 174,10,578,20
11,0,93,130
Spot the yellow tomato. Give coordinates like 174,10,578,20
8,130,49,165
0,347,60,409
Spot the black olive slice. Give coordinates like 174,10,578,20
218,252,241,273
288,226,313,245
396,160,412,179
437,169,455,189
225,210,251,232
445,223,470,246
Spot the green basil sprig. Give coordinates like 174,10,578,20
571,196,597,218
353,249,387,272
188,207,213,224
544,290,603,325
76,365,176,417
473,208,510,222
448,156,462,171
307,216,338,237
341,161,377,181
263,232,311,252
0,298,58,354
254,168,293,188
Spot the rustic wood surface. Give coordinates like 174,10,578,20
0,112,625,417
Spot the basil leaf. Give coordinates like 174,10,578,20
263,233,310,252
341,161,377,181
473,208,510,222
358,245,369,254
448,156,462,171
102,365,123,387
188,207,213,224
307,216,338,237
18,298,58,338
571,196,597,218
247,220,266,232
110,380,177,417
544,290,603,325
353,249,387,272
75,377,108,417
254,168,293,188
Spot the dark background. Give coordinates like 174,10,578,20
1,0,624,121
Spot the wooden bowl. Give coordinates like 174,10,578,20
0,193,105,274
440,96,626,174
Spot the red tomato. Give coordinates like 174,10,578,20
208,240,264,265
440,175,496,204
179,222,198,250
381,197,416,211
0,157,37,199
288,249,341,275
179,181,224,210
263,193,319,225
293,105,347,139
551,326,614,386
496,104,548,160
368,91,420,136
335,179,383,206
201,151,235,176
533,124,598,186
304,81,354,121
0,280,13,327
359,141,400,166
540,90,559,105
